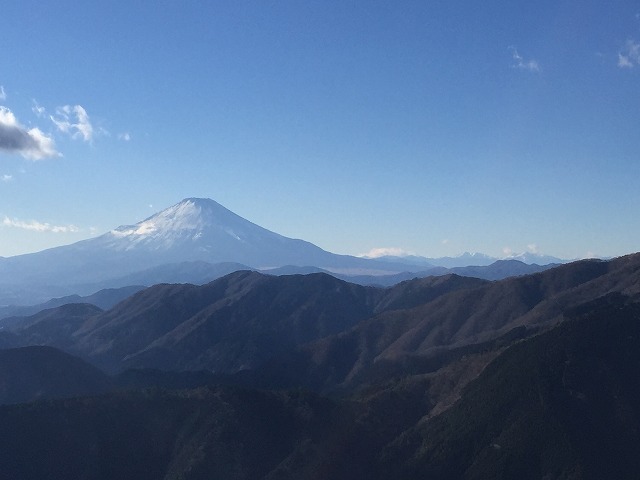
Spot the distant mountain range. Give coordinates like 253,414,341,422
364,250,567,268
0,198,567,306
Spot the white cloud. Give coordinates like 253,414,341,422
0,86,6,101
527,243,539,254
1,174,13,182
358,247,414,258
618,39,640,68
118,132,131,141
0,107,60,160
509,47,540,72
502,246,513,256
2,216,79,233
32,100,46,117
50,105,94,142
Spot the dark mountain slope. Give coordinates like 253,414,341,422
70,271,382,372
372,274,488,313
8,271,486,376
0,345,112,405
376,295,640,480
0,387,349,480
116,273,386,373
2,296,639,479
6,303,103,347
253,254,640,393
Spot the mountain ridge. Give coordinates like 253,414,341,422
6,254,639,385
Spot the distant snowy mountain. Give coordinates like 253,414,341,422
364,251,567,268
99,198,283,255
0,198,416,304
502,252,565,265
429,252,498,268
86,198,423,272
362,252,495,268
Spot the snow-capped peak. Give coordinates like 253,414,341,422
100,198,274,253
110,198,235,236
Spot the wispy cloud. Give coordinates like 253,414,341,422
32,100,46,118
0,107,60,160
0,86,6,101
118,132,131,141
509,47,540,72
618,39,640,68
50,105,94,142
1,174,13,183
358,247,414,258
2,216,79,233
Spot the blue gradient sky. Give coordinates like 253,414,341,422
1,1,639,259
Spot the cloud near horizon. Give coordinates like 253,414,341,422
359,247,415,258
2,216,79,233
0,107,60,160
50,105,94,142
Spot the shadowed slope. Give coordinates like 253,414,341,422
376,295,640,479
251,254,640,393
0,346,112,405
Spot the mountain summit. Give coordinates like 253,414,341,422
87,197,360,270
0,198,400,303
98,198,301,258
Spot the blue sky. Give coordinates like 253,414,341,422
1,1,639,260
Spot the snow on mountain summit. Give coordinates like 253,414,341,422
112,198,222,236
102,198,287,254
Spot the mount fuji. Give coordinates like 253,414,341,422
0,198,415,304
